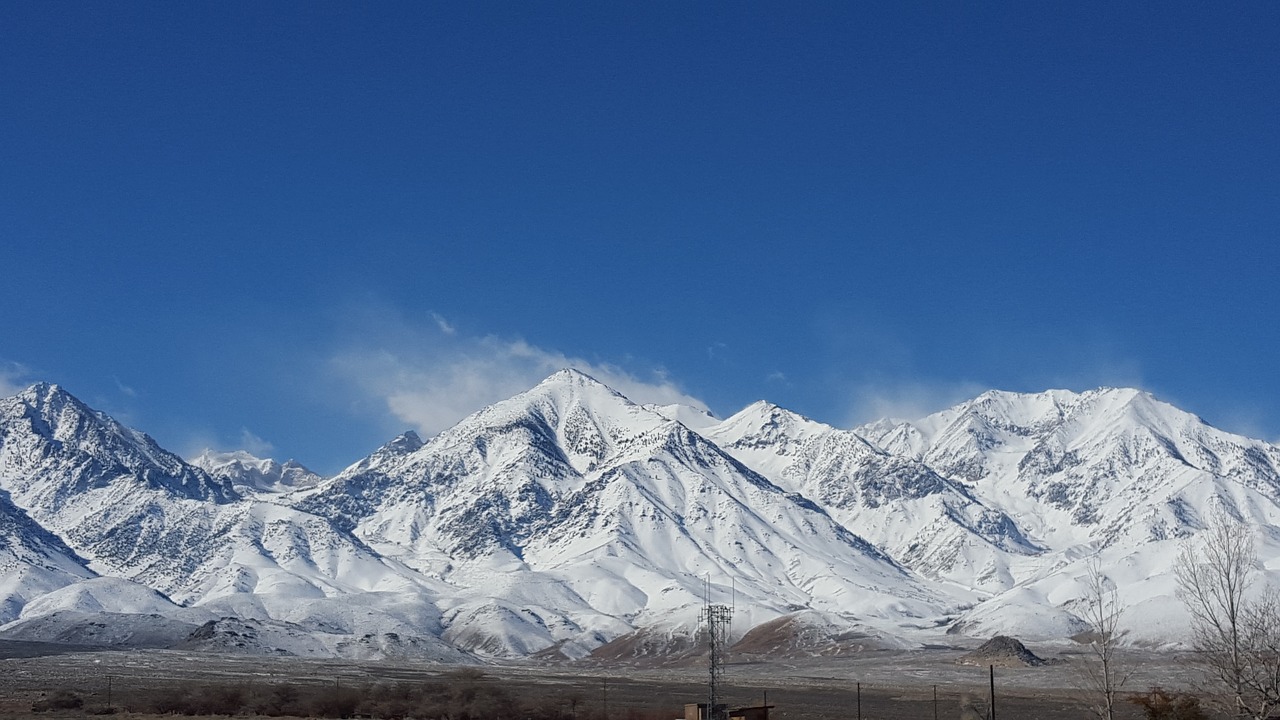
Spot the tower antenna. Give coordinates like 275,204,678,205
700,579,733,720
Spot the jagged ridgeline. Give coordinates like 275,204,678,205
2,371,1280,659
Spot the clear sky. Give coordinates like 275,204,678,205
2,3,1277,473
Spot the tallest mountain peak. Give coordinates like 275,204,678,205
536,367,609,389
523,368,633,408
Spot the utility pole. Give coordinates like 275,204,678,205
989,665,996,720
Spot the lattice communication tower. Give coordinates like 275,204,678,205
700,601,733,720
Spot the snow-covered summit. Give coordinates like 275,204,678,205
1,383,237,506
191,449,322,493
705,399,1038,593
858,387,1280,539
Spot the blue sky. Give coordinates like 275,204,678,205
2,3,1277,473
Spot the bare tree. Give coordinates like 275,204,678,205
1236,588,1280,719
1174,507,1280,719
1074,556,1132,720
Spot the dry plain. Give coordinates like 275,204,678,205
0,641,1208,720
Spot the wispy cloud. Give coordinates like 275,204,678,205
430,312,456,336
177,426,277,461
0,361,33,397
328,305,708,437
845,379,989,426
112,375,138,398
238,428,275,456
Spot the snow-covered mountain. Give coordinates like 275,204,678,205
298,369,947,657
703,402,1039,593
0,384,459,658
0,488,95,624
858,388,1280,640
4,376,1280,658
859,388,1280,550
192,449,323,493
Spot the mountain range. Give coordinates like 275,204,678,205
2,370,1279,661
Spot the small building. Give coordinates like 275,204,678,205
728,705,772,720
683,703,773,720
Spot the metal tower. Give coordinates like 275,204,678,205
700,601,733,720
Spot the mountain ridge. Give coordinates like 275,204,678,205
3,374,1280,658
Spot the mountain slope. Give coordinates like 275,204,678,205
299,369,951,657
703,401,1039,592
6,377,1280,657
858,388,1280,550
0,384,456,658
858,388,1280,640
0,489,95,624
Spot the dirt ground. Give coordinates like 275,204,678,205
0,642,1201,720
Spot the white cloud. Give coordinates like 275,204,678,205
845,379,989,426
328,310,708,437
0,361,33,397
238,428,275,456
112,375,138,398
430,312,456,335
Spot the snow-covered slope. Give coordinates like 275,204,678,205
5,377,1280,658
0,489,95,623
704,402,1039,593
859,388,1280,641
859,388,1280,551
0,384,459,658
299,369,951,657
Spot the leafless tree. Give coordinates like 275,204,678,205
1174,507,1280,719
1074,556,1132,720
1236,588,1280,719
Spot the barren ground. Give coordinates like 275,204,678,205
0,642,1204,720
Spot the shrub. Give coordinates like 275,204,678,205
32,689,84,712
251,683,304,717
189,684,246,715
1129,687,1208,720
310,685,364,719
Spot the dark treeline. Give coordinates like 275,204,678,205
31,670,677,720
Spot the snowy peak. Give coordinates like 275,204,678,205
707,400,838,454
10,382,172,467
8,374,1280,658
644,402,719,430
191,449,322,492
860,386,1280,547
432,368,673,477
703,398,1037,591
0,384,236,505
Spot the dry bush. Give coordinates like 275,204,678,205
1129,687,1208,720
309,685,365,719
247,683,305,717
190,684,246,715
32,689,84,712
